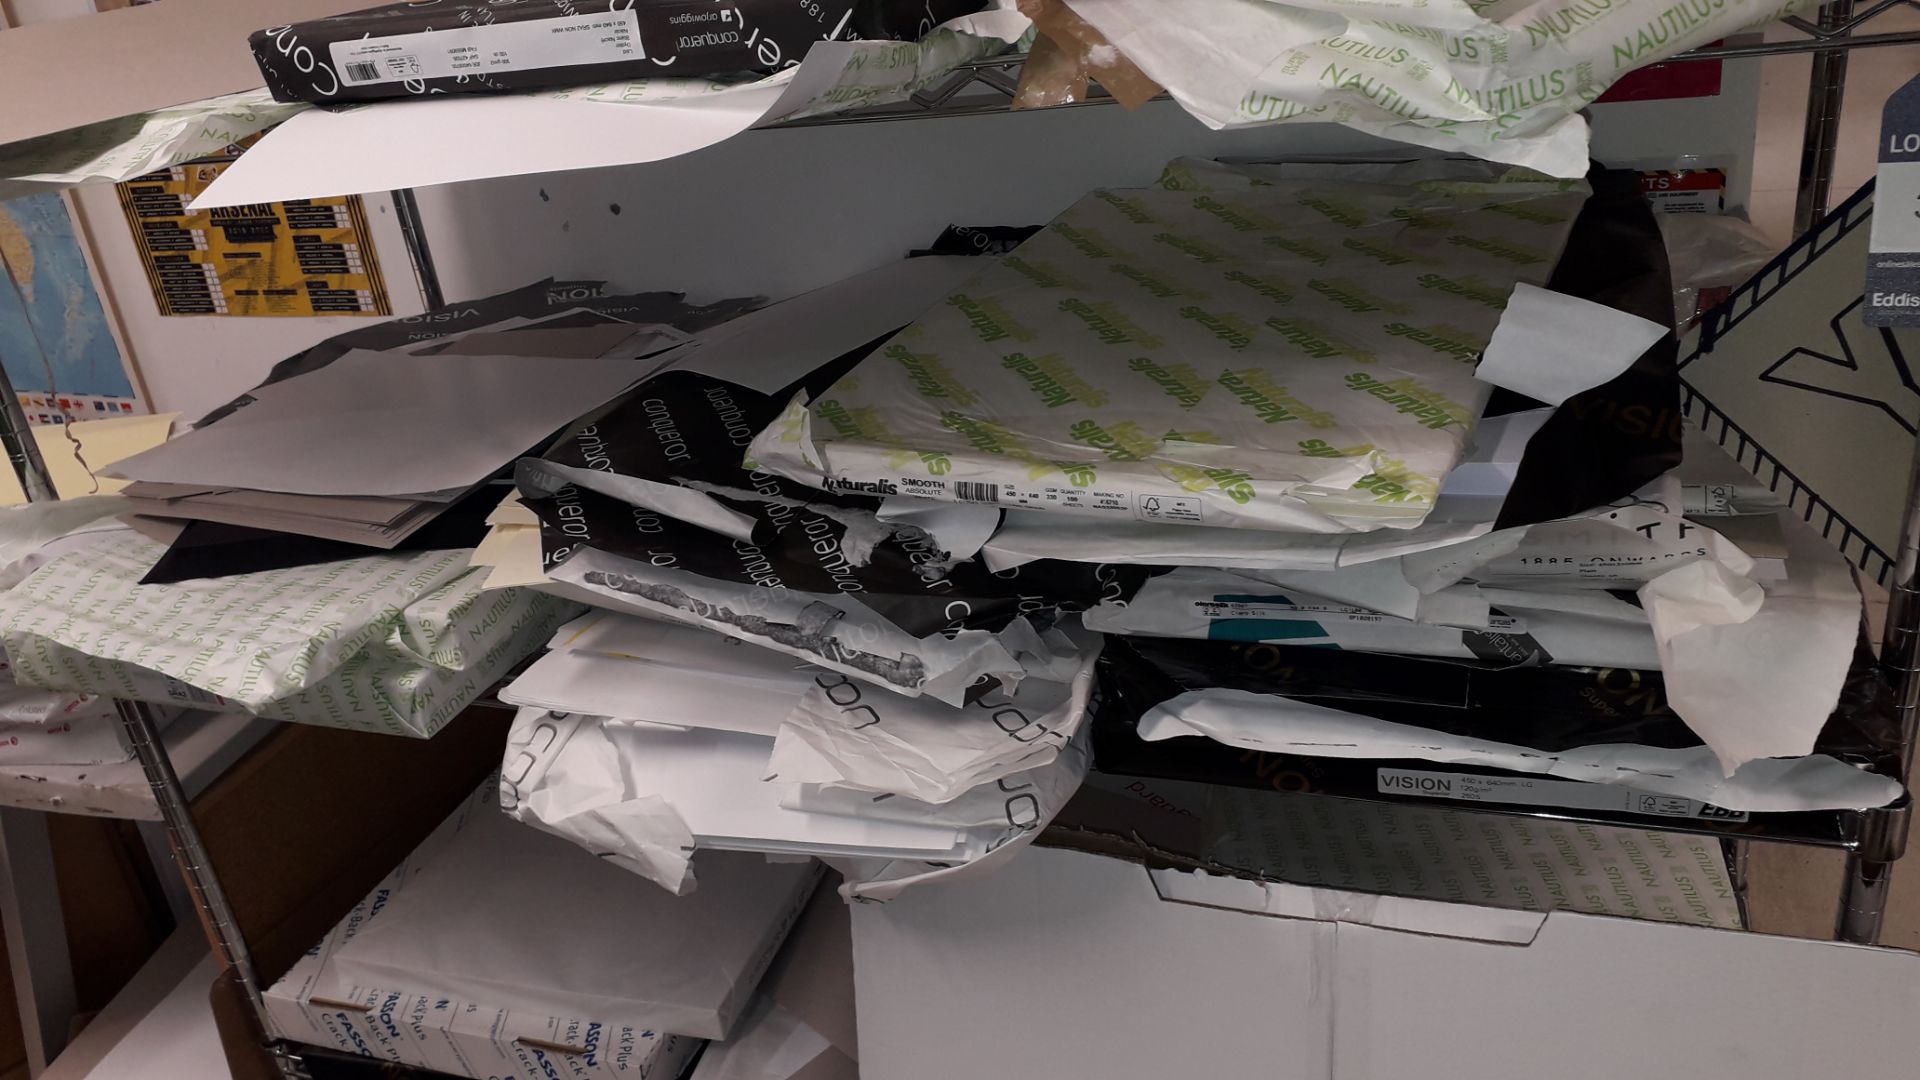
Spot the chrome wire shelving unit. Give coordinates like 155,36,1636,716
0,5,1914,1077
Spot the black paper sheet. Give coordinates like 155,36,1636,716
1490,166,1683,528
519,363,1155,638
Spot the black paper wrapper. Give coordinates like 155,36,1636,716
1490,166,1683,528
252,0,859,105
518,362,1156,638
1090,632,1898,837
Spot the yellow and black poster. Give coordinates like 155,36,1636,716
117,150,390,318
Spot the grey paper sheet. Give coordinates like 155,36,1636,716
106,350,648,497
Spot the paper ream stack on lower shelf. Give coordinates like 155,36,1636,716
265,779,818,1080
497,611,1097,898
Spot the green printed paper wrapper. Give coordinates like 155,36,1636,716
751,173,1587,532
0,534,578,738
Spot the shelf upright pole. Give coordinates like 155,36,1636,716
1793,0,1857,236
1837,427,1920,943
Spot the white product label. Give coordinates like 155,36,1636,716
871,475,1207,524
161,676,226,707
331,10,643,86
1194,598,1524,632
1376,768,1749,822
1681,482,1735,516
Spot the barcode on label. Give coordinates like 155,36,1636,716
345,61,382,82
162,677,225,706
954,481,999,503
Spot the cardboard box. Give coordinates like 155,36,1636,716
250,0,859,105
853,841,1920,1080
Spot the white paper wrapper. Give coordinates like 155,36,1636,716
750,174,1592,533
0,532,578,738
1063,0,1814,176
1084,564,1661,668
1136,688,1900,813
1640,512,1861,772
545,546,1023,706
764,623,1102,804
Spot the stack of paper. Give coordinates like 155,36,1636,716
92,282,757,579
0,529,577,738
499,257,1148,705
266,779,818,1080
498,611,1097,898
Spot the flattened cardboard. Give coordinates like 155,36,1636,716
853,844,1920,1080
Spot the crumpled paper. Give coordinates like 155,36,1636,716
1640,517,1860,773
832,729,1090,903
765,623,1103,803
1060,0,1814,176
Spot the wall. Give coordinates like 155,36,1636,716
68,185,426,422
412,66,1768,312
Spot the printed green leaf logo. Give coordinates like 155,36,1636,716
885,343,981,405
1002,352,1111,408
1192,195,1283,233
1069,418,1159,462
1093,190,1160,224
1263,232,1334,267
1127,356,1213,408
1445,233,1548,265
1343,371,1476,429
1051,222,1121,259
947,293,1036,344
1415,272,1511,308
1003,256,1080,289
1153,232,1234,264
1110,262,1205,300
1058,298,1165,348
1219,368,1342,428
1382,321,1488,360
1178,305,1260,351
1307,277,1411,316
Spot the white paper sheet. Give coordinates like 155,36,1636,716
1641,515,1861,772
548,546,1022,704
667,258,984,394
193,11,1030,207
1476,284,1670,405
503,708,972,895
106,350,647,497
503,649,808,737
1136,689,1901,813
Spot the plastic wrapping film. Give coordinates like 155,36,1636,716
750,172,1594,533
0,531,578,737
1055,0,1815,176
1091,634,1903,814
518,364,1152,703
0,89,304,198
